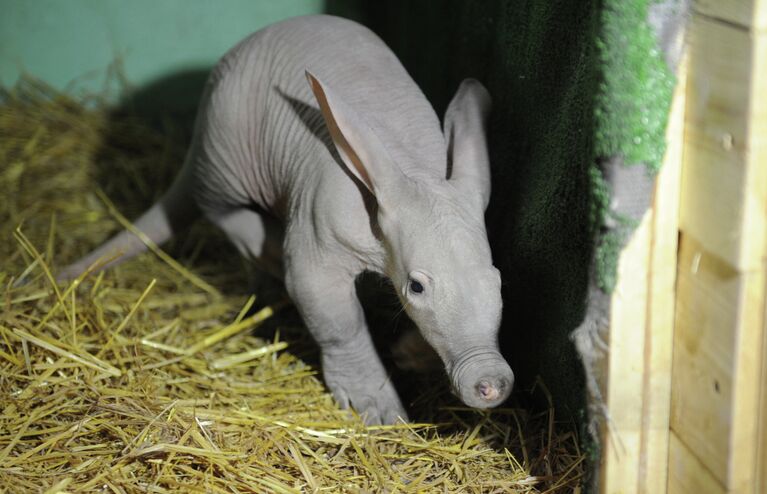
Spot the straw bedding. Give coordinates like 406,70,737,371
0,79,584,493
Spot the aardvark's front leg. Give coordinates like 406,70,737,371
285,258,407,425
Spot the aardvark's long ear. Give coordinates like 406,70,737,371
306,70,406,204
444,78,492,212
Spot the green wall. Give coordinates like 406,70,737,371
0,0,322,100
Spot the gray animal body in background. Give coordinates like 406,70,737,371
60,15,514,425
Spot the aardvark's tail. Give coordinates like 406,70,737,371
57,165,200,281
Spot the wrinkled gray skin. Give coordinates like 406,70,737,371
60,15,514,425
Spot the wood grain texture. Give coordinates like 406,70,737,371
750,18,767,494
672,235,741,485
599,58,686,494
672,6,767,492
602,210,652,494
671,230,766,492
694,0,767,30
668,432,727,494
638,60,686,494
758,288,767,494
679,15,766,272
728,263,767,492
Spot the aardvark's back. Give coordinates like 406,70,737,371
192,14,447,217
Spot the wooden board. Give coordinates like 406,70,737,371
639,58,686,494
679,14,767,272
599,55,686,494
694,0,767,31
670,4,767,492
670,235,765,487
601,210,652,494
758,294,767,494
670,243,766,494
754,28,767,494
668,432,726,494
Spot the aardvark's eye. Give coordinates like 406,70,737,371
409,279,424,294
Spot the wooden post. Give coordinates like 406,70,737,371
668,1,767,492
599,49,687,494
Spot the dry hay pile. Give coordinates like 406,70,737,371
0,79,584,493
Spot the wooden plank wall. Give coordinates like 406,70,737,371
669,0,767,492
599,51,687,494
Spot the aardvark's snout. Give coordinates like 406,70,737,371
449,346,514,409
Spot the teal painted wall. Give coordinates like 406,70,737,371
0,0,322,95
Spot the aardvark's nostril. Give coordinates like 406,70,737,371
477,380,500,401
449,347,514,408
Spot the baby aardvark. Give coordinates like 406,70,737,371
60,15,514,424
